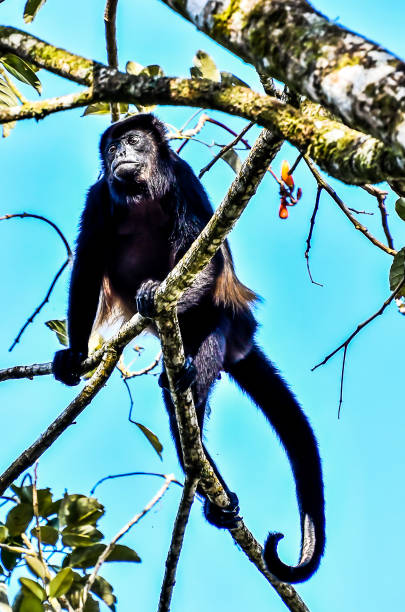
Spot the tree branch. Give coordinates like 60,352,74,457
304,156,397,256
0,26,404,185
160,0,405,155
158,475,199,612
104,0,120,122
79,474,175,612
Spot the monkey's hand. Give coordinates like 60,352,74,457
136,280,161,318
204,492,242,529
158,357,197,393
53,349,85,386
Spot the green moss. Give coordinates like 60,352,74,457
211,0,241,39
335,53,361,70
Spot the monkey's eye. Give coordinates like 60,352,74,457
128,135,140,146
108,144,117,154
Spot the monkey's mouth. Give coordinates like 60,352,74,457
112,161,141,181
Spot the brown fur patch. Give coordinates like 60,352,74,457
214,244,258,312
94,276,133,329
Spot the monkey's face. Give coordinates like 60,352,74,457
104,129,157,186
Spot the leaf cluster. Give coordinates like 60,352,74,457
0,483,141,611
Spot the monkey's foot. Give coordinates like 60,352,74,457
136,280,161,318
204,492,242,529
53,349,85,386
158,357,197,393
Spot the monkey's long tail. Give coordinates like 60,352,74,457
226,343,325,583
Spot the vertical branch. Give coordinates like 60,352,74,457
304,185,323,286
158,475,199,612
104,0,120,122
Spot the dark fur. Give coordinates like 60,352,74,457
53,114,325,583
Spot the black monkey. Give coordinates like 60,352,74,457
53,114,325,583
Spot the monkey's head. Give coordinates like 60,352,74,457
100,114,174,202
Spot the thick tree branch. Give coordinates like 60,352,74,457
160,0,405,155
0,26,404,185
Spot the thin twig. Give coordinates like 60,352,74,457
158,475,199,612
304,185,323,287
117,350,161,378
304,157,396,256
199,121,254,178
90,471,183,496
32,463,46,576
361,185,393,247
9,259,69,351
1,213,72,350
0,213,72,258
348,207,373,215
104,0,120,122
288,152,303,175
312,277,405,372
79,474,176,612
205,117,251,148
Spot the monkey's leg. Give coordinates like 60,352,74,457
162,329,241,528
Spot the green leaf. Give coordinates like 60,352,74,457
0,524,9,542
106,544,141,563
20,593,44,612
220,71,250,88
83,594,100,612
395,197,405,221
6,503,33,536
1,546,20,571
58,495,104,529
48,567,74,598
190,50,220,81
31,525,58,546
82,102,129,117
125,61,163,113
134,422,163,459
19,578,46,602
62,524,103,547
13,589,44,612
126,60,144,76
220,148,242,174
389,247,405,298
0,76,19,107
45,319,68,346
23,0,47,23
65,543,140,569
142,64,164,78
43,498,62,518
11,485,53,516
0,54,41,94
25,556,47,580
90,575,116,611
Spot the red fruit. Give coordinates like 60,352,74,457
279,204,289,219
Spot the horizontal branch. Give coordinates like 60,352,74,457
0,26,404,185
160,0,405,156
0,89,94,123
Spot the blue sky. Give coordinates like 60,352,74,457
0,1,404,610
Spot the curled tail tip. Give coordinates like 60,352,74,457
263,531,322,584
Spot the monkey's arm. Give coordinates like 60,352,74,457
53,181,110,385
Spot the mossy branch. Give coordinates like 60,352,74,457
0,25,404,185
160,0,405,156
